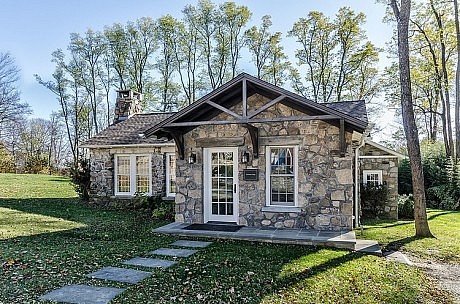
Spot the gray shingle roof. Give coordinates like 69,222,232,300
323,100,368,124
81,113,174,147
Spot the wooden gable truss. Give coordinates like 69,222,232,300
145,73,367,160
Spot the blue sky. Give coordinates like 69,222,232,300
0,0,393,120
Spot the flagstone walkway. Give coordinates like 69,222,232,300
39,240,212,304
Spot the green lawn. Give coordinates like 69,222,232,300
359,210,460,263
0,173,455,303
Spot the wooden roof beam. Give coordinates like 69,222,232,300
248,94,286,118
206,100,242,119
164,114,339,128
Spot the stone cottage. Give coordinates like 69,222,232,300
82,73,403,230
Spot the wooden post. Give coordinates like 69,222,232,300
340,119,346,157
242,79,247,117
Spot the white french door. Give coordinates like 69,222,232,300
203,147,239,223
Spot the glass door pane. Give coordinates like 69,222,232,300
210,151,234,215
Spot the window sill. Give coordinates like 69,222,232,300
162,196,175,201
113,195,134,199
262,206,301,213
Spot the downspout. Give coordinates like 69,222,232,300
354,138,366,228
354,124,373,229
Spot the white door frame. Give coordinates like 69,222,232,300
203,147,239,223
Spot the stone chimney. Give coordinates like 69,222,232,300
113,90,143,124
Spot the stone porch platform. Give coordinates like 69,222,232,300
153,222,357,250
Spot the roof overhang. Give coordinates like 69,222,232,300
361,139,406,159
80,142,175,149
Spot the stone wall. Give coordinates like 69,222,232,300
175,94,354,230
88,146,173,208
360,143,399,219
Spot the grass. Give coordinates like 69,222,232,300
358,209,460,263
0,173,455,303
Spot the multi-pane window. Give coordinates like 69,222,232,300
136,156,150,193
211,152,234,216
115,155,151,195
363,170,382,186
166,153,176,197
267,147,297,206
116,156,131,193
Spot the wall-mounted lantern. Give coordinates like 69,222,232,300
241,151,250,164
188,150,197,164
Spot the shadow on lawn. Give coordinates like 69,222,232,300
427,210,458,221
276,251,364,287
0,197,144,224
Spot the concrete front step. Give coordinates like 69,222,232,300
354,240,382,256
154,222,357,250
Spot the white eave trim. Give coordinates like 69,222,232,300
358,155,400,159
363,139,406,159
80,142,175,149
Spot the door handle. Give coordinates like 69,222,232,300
234,184,237,193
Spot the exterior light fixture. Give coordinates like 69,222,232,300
188,151,197,164
241,151,250,164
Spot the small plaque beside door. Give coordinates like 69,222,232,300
243,169,259,181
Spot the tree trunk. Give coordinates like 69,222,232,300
454,0,460,160
390,0,433,237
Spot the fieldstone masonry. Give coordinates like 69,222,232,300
175,94,354,231
88,147,168,208
360,143,399,219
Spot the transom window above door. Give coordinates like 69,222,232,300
115,154,151,196
266,146,298,207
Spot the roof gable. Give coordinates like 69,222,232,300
145,73,368,138
81,113,173,148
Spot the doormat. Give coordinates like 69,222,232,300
183,223,243,232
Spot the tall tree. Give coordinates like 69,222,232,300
175,9,202,104
0,52,30,127
454,0,460,159
104,23,129,90
289,11,336,102
184,0,220,89
430,0,454,156
68,30,105,134
219,2,251,78
390,0,433,237
155,15,181,111
245,15,275,79
289,8,379,103
245,15,289,85
125,17,157,96
263,32,290,86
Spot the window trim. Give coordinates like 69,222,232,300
165,153,176,197
114,154,152,196
362,170,383,185
265,145,298,207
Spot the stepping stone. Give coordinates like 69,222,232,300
171,240,212,248
123,257,176,269
86,266,152,284
384,250,413,266
354,240,382,256
150,248,197,258
39,284,125,304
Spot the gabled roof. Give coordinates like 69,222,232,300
362,139,406,159
323,100,368,123
145,73,368,138
81,113,174,148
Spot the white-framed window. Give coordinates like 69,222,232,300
166,153,176,197
363,170,383,186
266,146,298,207
114,154,151,196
